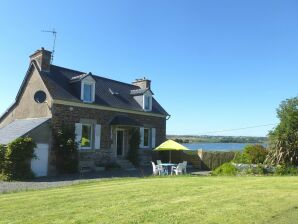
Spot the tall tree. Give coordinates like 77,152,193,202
266,97,298,165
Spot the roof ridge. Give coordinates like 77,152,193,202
51,65,85,74
51,64,140,89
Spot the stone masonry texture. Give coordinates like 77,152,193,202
50,103,166,171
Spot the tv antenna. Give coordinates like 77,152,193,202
41,29,57,63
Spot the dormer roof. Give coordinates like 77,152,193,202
130,88,154,96
70,72,95,83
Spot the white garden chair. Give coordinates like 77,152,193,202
171,163,183,175
157,160,162,165
151,161,164,175
182,161,188,174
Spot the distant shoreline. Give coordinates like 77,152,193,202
167,135,268,144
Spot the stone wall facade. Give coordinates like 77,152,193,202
50,103,166,172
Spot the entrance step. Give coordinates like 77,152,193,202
116,158,137,171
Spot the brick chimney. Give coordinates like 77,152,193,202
29,47,52,72
132,77,151,89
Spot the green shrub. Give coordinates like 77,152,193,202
2,137,36,181
233,151,250,164
241,164,266,175
274,165,298,176
127,128,141,166
54,124,78,174
234,144,268,164
212,163,238,176
0,145,5,172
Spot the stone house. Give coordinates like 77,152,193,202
0,48,169,176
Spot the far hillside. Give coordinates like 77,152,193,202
167,135,268,144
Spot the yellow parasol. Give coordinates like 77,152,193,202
154,139,189,162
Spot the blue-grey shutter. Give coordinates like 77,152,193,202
94,124,101,150
140,127,144,148
75,123,82,149
151,128,156,148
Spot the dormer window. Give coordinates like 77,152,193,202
80,75,96,103
83,83,93,102
144,95,151,110
143,93,152,111
130,87,154,112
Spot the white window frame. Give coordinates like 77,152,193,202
143,92,152,112
81,78,95,103
81,123,93,150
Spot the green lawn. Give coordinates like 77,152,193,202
1,176,298,224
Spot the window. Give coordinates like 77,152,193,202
80,76,95,103
81,124,93,149
83,83,92,102
143,94,152,111
141,128,150,148
144,95,150,110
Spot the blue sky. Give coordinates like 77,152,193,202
0,0,298,137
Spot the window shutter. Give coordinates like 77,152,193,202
95,124,101,150
140,127,144,148
151,128,156,148
75,123,82,149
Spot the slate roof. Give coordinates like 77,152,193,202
0,117,50,145
40,65,168,115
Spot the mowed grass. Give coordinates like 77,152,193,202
0,176,298,224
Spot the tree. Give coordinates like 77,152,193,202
266,97,298,166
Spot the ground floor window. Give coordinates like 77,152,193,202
143,128,150,147
81,124,93,149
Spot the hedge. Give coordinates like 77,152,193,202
0,137,36,181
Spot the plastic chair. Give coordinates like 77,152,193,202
151,161,164,175
171,163,183,175
157,160,162,165
182,161,187,174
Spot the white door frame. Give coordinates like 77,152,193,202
116,128,125,157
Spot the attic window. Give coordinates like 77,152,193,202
84,84,93,102
81,79,95,103
143,94,152,111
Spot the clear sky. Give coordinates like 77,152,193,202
0,0,298,137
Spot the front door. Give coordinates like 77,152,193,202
31,143,49,177
116,130,124,156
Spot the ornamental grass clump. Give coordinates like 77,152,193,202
265,97,298,166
